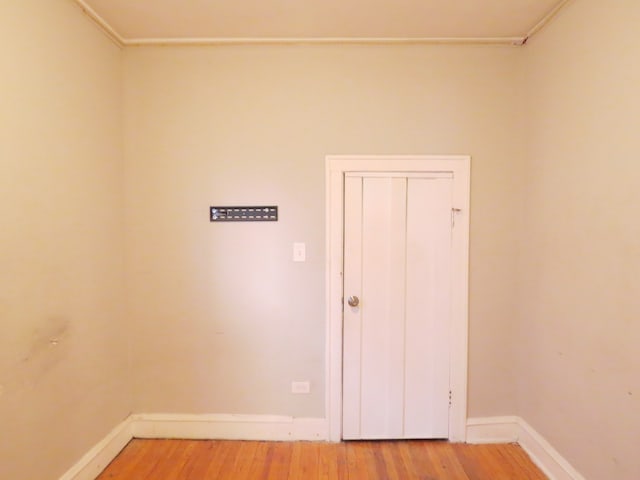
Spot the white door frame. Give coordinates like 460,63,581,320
325,155,471,442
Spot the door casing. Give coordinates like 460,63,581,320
325,155,471,442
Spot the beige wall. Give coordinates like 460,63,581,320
519,1,640,478
0,1,127,479
9,2,638,477
123,44,524,417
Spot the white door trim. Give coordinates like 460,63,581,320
325,155,471,442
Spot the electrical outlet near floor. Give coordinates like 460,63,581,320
291,381,311,394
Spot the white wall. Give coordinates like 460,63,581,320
519,1,640,478
123,44,524,418
0,1,127,478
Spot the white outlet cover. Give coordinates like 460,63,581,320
291,381,310,394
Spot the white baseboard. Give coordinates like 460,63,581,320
466,416,520,444
517,418,587,480
59,417,133,480
61,414,584,480
59,413,327,480
131,413,328,442
466,416,586,480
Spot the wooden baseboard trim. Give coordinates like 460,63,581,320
130,413,328,442
517,418,587,480
61,414,585,479
466,416,585,480
59,417,133,480
59,414,327,479
466,416,520,444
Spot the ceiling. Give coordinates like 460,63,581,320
76,0,569,46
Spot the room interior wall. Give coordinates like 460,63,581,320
11,1,640,478
0,1,128,479
519,0,640,478
123,44,525,419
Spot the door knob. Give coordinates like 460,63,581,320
347,296,360,307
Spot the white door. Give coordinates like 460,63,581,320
342,173,453,440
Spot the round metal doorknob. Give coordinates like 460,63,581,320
347,296,360,307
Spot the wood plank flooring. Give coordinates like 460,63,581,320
97,439,548,480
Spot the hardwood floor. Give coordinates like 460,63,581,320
97,439,547,479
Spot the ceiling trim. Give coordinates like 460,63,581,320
72,0,572,49
123,36,526,47
524,0,573,42
72,0,125,48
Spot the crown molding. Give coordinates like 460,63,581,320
72,0,125,48
72,0,572,49
123,36,525,47
524,0,573,44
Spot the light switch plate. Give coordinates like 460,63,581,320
293,243,306,262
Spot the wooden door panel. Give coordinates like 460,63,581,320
343,174,452,440
404,178,452,438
